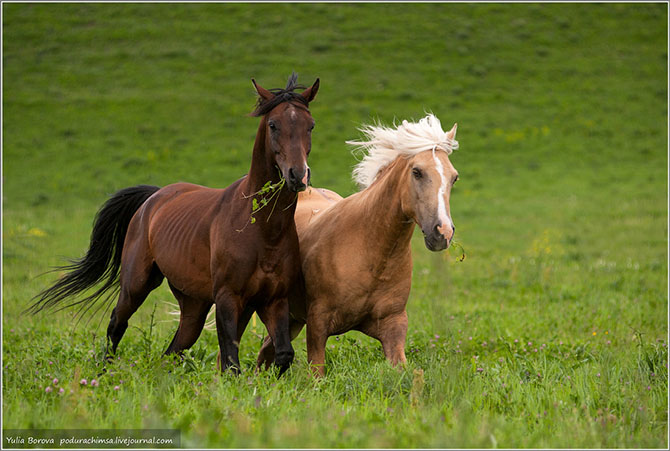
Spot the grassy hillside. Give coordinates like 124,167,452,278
2,3,667,448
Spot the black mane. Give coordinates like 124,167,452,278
251,72,309,117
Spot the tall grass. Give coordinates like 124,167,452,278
2,3,667,448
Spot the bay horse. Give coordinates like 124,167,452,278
29,73,320,374
255,114,459,376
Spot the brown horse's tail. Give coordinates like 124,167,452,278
26,185,161,318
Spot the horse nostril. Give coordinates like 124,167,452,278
300,167,310,186
435,222,454,240
288,168,297,184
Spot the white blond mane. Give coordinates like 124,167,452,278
349,114,458,189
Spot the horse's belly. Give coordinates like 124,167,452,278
146,185,220,301
162,265,213,301
151,228,215,301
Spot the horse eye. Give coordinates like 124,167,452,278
268,121,277,131
412,168,423,179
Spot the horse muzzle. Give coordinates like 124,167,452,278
423,223,454,252
286,166,310,192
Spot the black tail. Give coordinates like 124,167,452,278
27,185,161,318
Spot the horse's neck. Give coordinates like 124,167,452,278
354,159,415,259
246,120,280,192
242,120,298,235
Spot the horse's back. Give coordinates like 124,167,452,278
295,187,343,237
153,182,229,205
143,182,229,233
146,179,246,221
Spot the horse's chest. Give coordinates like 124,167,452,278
248,245,299,297
258,247,283,273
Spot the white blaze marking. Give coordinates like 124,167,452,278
432,147,453,234
301,165,310,185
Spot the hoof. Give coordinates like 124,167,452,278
275,350,295,376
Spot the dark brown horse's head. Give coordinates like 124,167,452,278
251,73,319,192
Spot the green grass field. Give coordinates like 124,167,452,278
2,3,668,448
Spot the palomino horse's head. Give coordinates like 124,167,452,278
350,114,459,251
251,73,319,192
402,130,458,251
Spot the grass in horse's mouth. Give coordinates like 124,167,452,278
449,240,466,261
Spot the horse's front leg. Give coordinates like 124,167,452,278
362,310,409,367
257,319,305,371
305,322,328,378
378,311,408,367
257,297,295,375
214,290,242,374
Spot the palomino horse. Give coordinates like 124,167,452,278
30,73,320,374
256,114,459,376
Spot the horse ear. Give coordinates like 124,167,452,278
301,78,320,103
446,123,457,140
252,79,274,101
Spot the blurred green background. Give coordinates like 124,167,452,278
2,3,667,448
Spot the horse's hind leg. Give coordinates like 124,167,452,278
106,259,164,359
164,284,212,355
